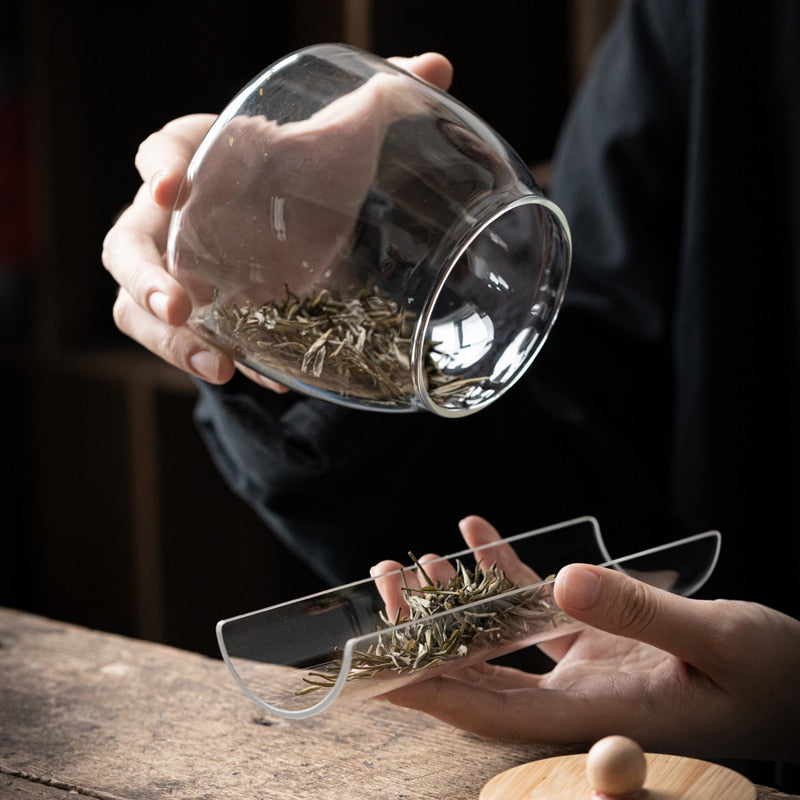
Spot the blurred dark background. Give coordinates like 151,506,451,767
1,0,619,657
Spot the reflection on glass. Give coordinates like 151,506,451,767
217,517,721,719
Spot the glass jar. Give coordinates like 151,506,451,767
168,43,571,417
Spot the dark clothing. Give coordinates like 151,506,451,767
193,0,799,787
197,0,800,609
547,0,800,619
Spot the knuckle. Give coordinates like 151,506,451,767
100,229,117,268
613,578,658,637
111,291,129,330
155,326,182,362
134,133,157,166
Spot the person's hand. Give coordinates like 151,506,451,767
102,114,245,385
101,53,454,388
370,514,543,624
377,516,800,765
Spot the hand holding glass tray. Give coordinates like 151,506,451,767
216,517,720,719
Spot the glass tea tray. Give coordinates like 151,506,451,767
216,516,720,719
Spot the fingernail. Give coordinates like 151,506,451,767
148,291,170,323
189,350,220,382
149,170,165,200
560,565,601,610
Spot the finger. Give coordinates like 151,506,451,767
458,516,541,586
553,563,720,671
457,516,573,663
382,668,659,745
235,364,291,394
135,113,217,208
378,661,542,705
112,288,235,383
388,52,453,91
381,674,579,742
412,552,456,586
102,185,190,327
533,629,582,664
451,661,543,691
103,184,236,384
105,182,172,266
371,559,410,622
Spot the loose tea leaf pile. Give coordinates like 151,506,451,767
295,557,570,696
204,286,489,406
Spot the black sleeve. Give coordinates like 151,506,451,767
193,371,600,586
192,0,694,586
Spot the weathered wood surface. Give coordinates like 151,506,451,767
0,608,794,800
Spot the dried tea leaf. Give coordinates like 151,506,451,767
295,559,570,695
204,285,490,407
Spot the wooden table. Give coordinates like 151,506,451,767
0,607,795,799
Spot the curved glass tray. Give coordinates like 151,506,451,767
216,516,720,719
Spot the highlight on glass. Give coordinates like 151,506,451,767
216,517,721,719
168,43,572,417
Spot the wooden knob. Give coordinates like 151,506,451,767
586,736,647,797
480,737,755,799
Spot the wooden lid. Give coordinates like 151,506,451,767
479,752,756,800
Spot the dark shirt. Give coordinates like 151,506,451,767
194,0,800,786
197,0,800,608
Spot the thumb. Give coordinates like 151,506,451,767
389,52,454,91
553,563,714,666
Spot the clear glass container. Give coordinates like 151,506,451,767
216,517,721,719
167,43,571,417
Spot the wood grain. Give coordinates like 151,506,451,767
0,608,567,799
480,752,756,800
0,608,794,800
